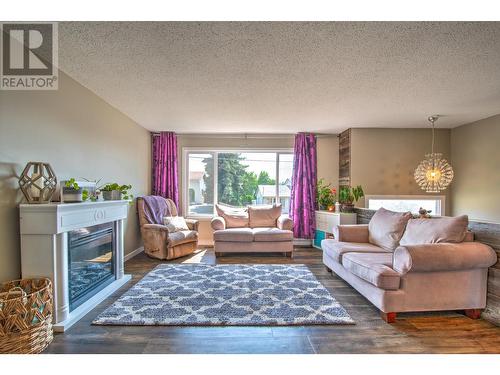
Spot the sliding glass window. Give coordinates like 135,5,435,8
185,150,293,216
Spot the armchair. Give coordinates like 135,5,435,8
137,196,199,260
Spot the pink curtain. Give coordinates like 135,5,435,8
152,132,179,209
290,133,317,239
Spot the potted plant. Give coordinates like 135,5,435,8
317,179,337,211
80,178,101,202
339,185,364,213
102,183,133,201
62,178,83,203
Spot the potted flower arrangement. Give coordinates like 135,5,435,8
317,178,337,211
101,183,133,201
339,185,364,213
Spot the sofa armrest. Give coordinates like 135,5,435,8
463,231,474,242
185,218,199,232
277,215,293,231
393,242,497,274
211,216,226,231
334,224,369,243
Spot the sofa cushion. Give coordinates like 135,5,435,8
334,224,369,243
368,207,412,251
342,252,401,290
253,227,293,242
216,204,249,228
399,215,468,245
167,230,198,247
321,239,389,263
213,228,254,242
248,205,282,228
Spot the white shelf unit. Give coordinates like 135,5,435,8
313,211,357,249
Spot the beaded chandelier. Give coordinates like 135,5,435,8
414,116,454,193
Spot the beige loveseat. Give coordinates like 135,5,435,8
322,208,497,322
211,204,294,257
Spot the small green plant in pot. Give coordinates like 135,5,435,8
339,185,364,213
102,183,133,201
317,178,337,211
62,178,83,203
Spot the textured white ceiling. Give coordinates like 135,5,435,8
59,22,500,133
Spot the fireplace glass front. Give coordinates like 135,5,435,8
68,222,115,311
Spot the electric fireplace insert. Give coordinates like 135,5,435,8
67,222,116,311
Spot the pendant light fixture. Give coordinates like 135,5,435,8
414,116,454,193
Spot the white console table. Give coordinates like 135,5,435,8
313,210,357,249
19,200,132,332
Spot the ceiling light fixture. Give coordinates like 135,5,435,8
414,115,454,193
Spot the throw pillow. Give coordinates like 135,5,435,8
400,215,468,245
215,204,249,228
163,216,189,233
368,207,412,251
248,204,282,228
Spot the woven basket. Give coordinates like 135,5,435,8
0,278,53,354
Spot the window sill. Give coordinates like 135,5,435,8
185,215,214,221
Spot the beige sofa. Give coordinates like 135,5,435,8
322,208,497,322
211,204,294,257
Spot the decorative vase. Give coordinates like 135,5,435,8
102,190,121,200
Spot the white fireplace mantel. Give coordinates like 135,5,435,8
20,200,132,332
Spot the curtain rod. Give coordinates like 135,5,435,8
151,132,338,138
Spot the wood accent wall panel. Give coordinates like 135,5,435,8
353,207,375,224
353,207,500,326
468,220,500,326
338,129,351,187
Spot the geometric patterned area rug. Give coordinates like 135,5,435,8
93,264,354,326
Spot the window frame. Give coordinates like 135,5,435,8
182,147,294,218
365,194,446,216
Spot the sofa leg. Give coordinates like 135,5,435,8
464,309,482,319
381,312,397,323
325,266,332,273
286,252,293,258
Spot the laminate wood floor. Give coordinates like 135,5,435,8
44,247,500,354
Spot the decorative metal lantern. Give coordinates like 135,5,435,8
414,116,454,193
18,162,57,203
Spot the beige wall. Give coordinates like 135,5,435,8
350,128,451,214
317,135,339,189
0,71,151,282
451,114,500,223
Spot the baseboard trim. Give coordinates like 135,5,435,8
125,246,144,262
293,239,313,247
